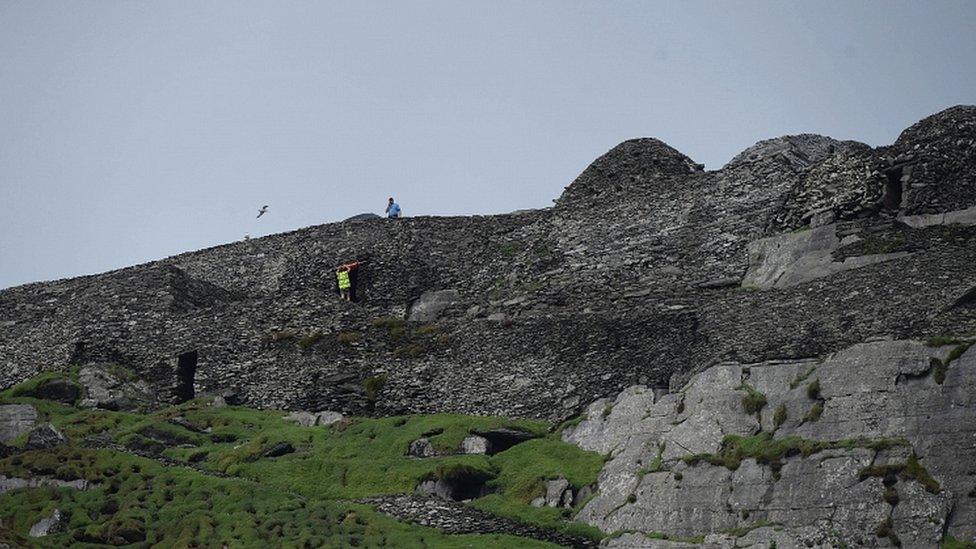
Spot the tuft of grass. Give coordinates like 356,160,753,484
931,358,948,384
414,324,439,336
903,454,941,494
738,384,767,416
926,335,968,347
946,342,974,364
637,444,665,478
874,515,902,546
929,341,973,384
803,402,824,423
363,376,387,402
499,244,517,258
337,331,362,344
859,453,940,494
884,486,900,505
393,344,427,359
297,331,324,350
806,379,821,400
773,405,788,429
789,365,816,390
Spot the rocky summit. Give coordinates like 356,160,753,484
1,106,976,547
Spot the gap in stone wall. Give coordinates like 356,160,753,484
174,351,198,403
883,167,904,210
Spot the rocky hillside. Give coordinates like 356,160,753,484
1,106,976,547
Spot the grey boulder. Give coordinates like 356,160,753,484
29,509,65,538
0,404,37,443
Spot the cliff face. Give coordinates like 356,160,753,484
2,106,976,544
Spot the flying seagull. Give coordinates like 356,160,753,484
256,205,268,218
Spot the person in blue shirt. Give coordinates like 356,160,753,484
385,197,402,219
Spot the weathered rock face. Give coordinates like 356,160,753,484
77,364,156,411
28,509,65,538
25,424,67,451
563,338,976,546
0,404,37,443
283,410,343,427
0,106,974,427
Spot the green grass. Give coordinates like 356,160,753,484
858,453,941,494
363,375,387,402
637,444,665,478
682,433,910,471
802,402,824,423
0,447,558,548
337,331,362,343
806,379,821,400
788,365,816,390
445,434,604,540
926,335,971,347
773,405,788,429
0,371,72,400
928,340,973,384
0,376,602,546
737,384,767,416
943,535,976,548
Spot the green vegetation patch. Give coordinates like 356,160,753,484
737,384,767,416
0,372,603,545
859,453,941,494
363,375,387,402
0,371,73,400
943,535,976,549
788,364,816,390
802,402,824,423
0,447,557,548
682,432,909,471
638,443,665,479
337,331,362,343
926,339,973,384
297,331,324,350
806,379,821,400
773,404,788,429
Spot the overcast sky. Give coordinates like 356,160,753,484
2,1,975,289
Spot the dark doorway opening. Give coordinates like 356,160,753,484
175,351,198,403
474,428,540,455
882,167,904,210
416,469,495,501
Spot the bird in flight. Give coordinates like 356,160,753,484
256,205,269,218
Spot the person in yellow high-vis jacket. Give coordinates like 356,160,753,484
336,261,360,301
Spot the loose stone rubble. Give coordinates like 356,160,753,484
361,495,598,548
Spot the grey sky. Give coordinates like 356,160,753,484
1,1,974,289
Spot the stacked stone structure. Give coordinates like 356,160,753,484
2,106,976,421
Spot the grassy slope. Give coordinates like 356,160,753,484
0,378,604,547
